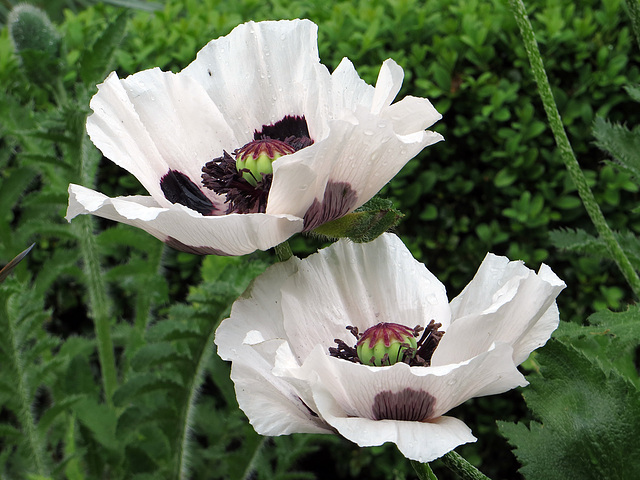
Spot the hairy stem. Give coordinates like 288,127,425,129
176,318,218,479
411,460,439,480
242,437,268,480
5,295,49,475
509,0,640,298
440,451,491,480
74,122,118,405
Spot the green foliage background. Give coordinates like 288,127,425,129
1,0,639,479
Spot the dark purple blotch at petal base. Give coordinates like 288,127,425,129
372,388,436,422
160,170,218,216
255,115,314,151
303,181,357,232
165,237,230,256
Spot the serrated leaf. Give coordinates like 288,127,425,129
549,228,640,270
130,342,191,371
625,84,640,102
37,395,86,435
556,307,640,386
113,373,183,407
499,340,640,480
593,116,640,181
79,11,128,85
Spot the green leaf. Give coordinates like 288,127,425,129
79,10,128,85
498,339,640,480
556,306,640,387
311,197,404,243
593,116,640,181
549,228,640,270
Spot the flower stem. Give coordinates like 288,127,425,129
74,119,118,405
274,241,293,262
509,0,640,298
439,451,491,480
411,460,439,480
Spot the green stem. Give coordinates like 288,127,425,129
5,297,49,476
439,451,491,480
176,314,219,479
75,121,118,405
241,437,268,480
411,460,439,480
274,241,293,262
625,0,640,51
509,0,640,298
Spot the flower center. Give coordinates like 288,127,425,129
235,138,295,186
329,320,444,367
201,115,314,214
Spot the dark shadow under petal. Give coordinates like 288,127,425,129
161,170,218,216
165,237,230,256
303,181,357,232
372,388,436,422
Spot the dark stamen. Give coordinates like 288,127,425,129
202,115,314,214
202,151,271,214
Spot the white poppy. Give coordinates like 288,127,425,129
214,233,565,462
66,19,443,255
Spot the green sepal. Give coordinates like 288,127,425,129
311,197,404,243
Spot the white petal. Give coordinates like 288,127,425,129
287,344,526,423
329,57,375,114
66,184,303,255
277,234,450,362
383,95,443,136
182,19,330,144
432,254,566,366
227,344,331,435
87,69,236,206
267,113,443,222
216,260,299,361
314,384,475,463
370,59,404,114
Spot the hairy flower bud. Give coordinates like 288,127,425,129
235,139,295,186
356,322,417,366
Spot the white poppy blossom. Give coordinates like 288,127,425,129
214,233,565,462
66,19,443,255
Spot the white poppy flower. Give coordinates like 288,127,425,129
66,19,443,255
214,233,565,462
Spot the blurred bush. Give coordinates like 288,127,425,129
1,0,639,478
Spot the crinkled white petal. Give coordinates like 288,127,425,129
267,60,443,219
215,260,331,433
86,69,236,207
182,19,331,144
66,184,303,256
431,253,566,366
227,342,331,435
283,344,526,422
313,388,475,463
277,234,451,362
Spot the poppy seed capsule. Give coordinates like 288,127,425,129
235,138,296,186
356,322,417,366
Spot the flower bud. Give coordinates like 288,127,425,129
356,322,417,366
235,139,295,186
8,5,60,57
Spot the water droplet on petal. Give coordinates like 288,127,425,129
363,129,374,136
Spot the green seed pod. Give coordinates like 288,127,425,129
356,323,417,367
236,139,295,186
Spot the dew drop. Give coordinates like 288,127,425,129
363,129,374,136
